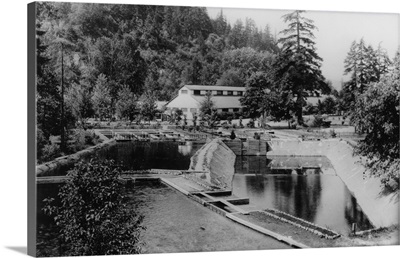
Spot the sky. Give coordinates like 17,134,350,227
206,7,399,90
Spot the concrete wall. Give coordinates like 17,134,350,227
223,139,242,155
189,138,236,189
246,139,268,155
223,139,270,156
269,139,399,228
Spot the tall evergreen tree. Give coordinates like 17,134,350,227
274,10,326,125
344,39,377,94
36,26,62,139
341,39,392,115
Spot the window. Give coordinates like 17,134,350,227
217,90,223,95
181,90,188,94
182,108,188,112
190,108,197,113
193,90,201,95
222,108,229,112
237,91,243,96
227,91,233,96
233,108,239,112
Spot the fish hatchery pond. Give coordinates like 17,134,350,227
37,141,374,255
233,155,373,235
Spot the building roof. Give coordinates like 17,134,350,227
191,95,242,109
183,85,245,92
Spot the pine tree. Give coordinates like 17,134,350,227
274,10,326,125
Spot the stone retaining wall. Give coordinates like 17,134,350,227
36,139,116,177
269,138,399,228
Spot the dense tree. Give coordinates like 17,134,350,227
43,159,145,256
391,49,400,77
139,92,157,121
36,25,62,139
199,91,218,127
350,71,399,190
340,40,393,117
92,74,112,120
240,72,296,128
320,96,337,114
216,68,245,86
274,10,327,125
343,39,390,94
199,90,215,116
229,19,246,49
115,85,138,121
240,72,271,119
65,82,94,125
220,47,273,84
36,3,280,125
211,10,229,37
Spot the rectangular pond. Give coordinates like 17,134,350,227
91,141,204,171
232,156,374,236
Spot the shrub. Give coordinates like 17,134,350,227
68,130,102,153
37,129,49,163
43,159,145,256
312,115,325,127
40,142,61,163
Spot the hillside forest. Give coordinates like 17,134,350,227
35,2,399,189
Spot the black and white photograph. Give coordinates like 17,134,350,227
4,0,400,257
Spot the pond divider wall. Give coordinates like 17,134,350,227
223,139,242,155
260,209,340,239
189,138,236,189
268,138,399,228
223,139,270,156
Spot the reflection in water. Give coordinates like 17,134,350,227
90,141,202,170
233,156,373,235
344,195,373,232
178,143,193,156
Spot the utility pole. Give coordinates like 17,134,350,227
60,42,65,152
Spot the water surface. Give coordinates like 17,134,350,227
91,141,203,170
232,156,373,235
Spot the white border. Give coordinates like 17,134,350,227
0,1,398,258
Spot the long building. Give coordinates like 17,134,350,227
165,85,246,120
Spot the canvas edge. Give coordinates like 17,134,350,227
27,2,37,257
